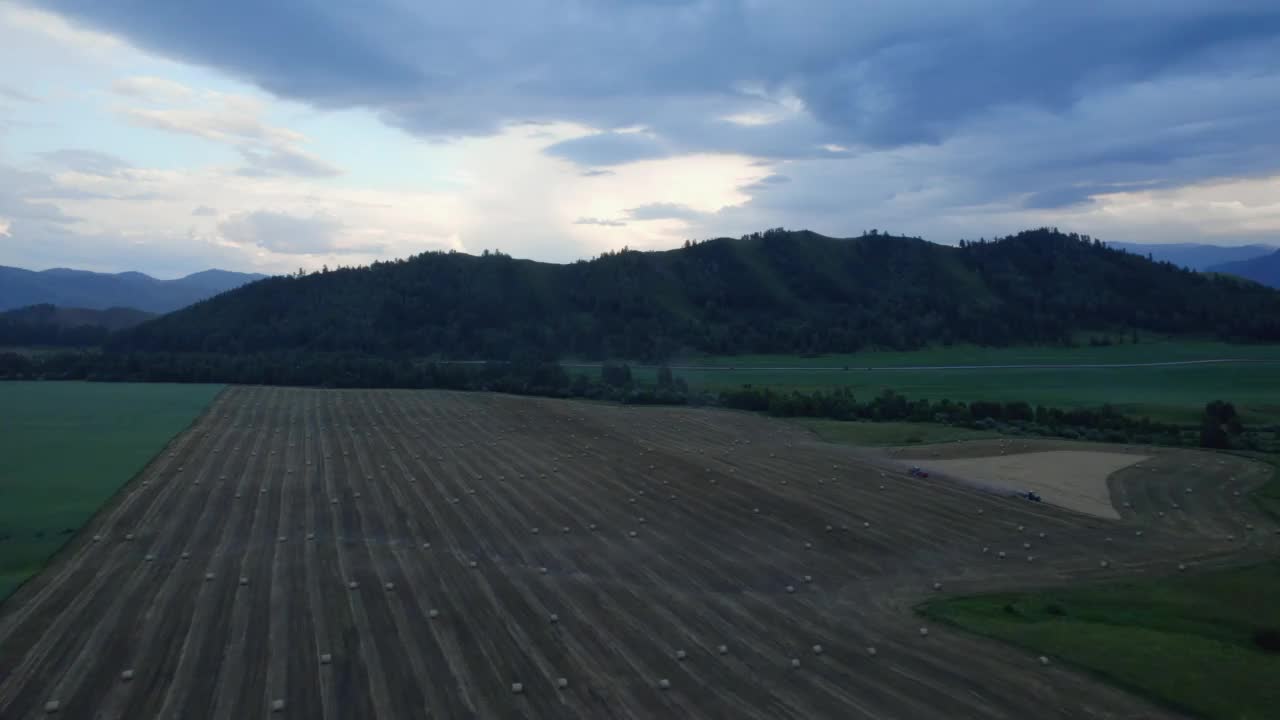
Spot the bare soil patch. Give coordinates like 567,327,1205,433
922,450,1149,519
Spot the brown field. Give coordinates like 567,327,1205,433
0,387,1275,719
908,450,1150,519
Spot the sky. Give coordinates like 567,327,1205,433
1,1,1278,278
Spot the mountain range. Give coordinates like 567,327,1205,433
1105,241,1278,271
0,266,268,314
1207,249,1280,289
115,228,1280,361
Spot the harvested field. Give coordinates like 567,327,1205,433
1,387,1276,719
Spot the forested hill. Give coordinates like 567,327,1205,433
116,228,1280,361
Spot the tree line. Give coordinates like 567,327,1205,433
1,350,1266,452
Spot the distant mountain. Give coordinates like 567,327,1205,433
0,304,155,347
0,266,269,313
1207,250,1280,289
1106,242,1278,271
116,228,1280,361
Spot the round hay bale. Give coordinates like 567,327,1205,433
428,609,440,619
320,653,332,664
658,678,671,690
932,582,942,591
919,627,929,637
180,551,190,560
866,646,877,656
239,577,249,586
384,582,395,591
785,585,796,594
44,700,60,713
348,580,359,590
549,613,560,624
812,644,824,655
556,677,569,689
1039,656,1050,666
540,567,548,574
205,573,215,581
272,699,286,712
120,669,134,682
717,644,728,655
125,533,135,541
675,650,686,660
790,658,801,669
802,575,813,584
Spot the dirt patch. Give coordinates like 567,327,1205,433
923,451,1149,519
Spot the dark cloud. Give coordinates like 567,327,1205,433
1022,187,1098,210
38,148,132,176
235,146,343,178
573,217,627,227
546,133,668,167
624,203,706,222
28,0,1280,233
0,84,39,103
218,210,348,254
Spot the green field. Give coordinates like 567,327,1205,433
582,342,1280,425
920,562,1280,720
797,419,1000,446
0,382,222,601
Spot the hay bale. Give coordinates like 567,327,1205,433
239,577,249,586
1100,560,1110,568
919,627,929,637
812,644,824,655
932,582,942,591
556,677,569,689
675,650,687,660
92,534,101,543
790,658,801,669
866,646,877,656
320,653,332,664
511,682,524,694
802,575,813,584
549,613,560,624
428,609,440,619
44,700,60,713
272,699,286,712
1039,656,1050,666
384,582,395,591
658,678,671,690
120,669,135,681
205,573,215,582
125,533,135,541
717,644,729,655
785,585,796,594
348,580,359,590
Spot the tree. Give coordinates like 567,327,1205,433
657,365,674,388
1199,400,1242,448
